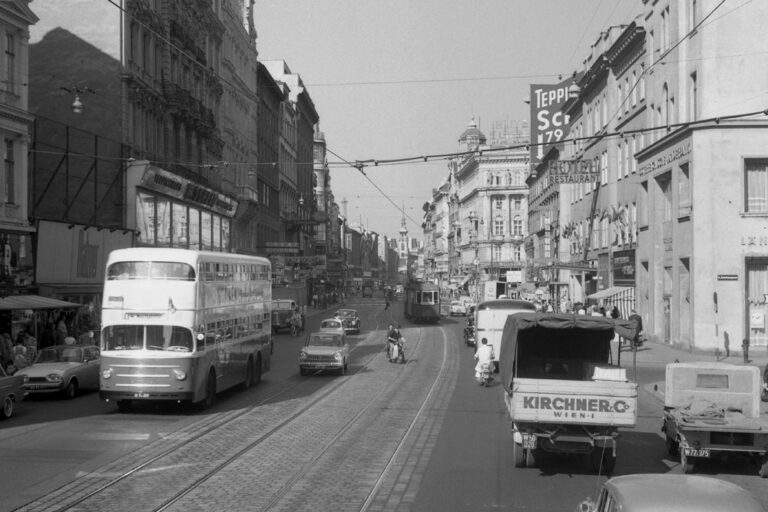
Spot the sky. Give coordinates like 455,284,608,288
27,0,642,241
255,0,642,239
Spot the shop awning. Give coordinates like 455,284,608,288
0,295,81,311
587,286,633,301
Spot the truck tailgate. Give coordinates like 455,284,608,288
508,378,638,427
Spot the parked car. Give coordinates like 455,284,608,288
271,299,297,333
577,474,764,512
0,364,27,419
299,332,350,376
15,345,101,399
335,309,361,334
449,300,468,316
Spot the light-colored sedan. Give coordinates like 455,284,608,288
449,300,468,316
16,345,101,399
0,365,27,419
319,318,347,343
299,332,350,376
578,474,764,512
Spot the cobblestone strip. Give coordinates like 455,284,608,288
363,327,460,512
159,329,429,511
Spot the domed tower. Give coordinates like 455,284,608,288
458,117,487,152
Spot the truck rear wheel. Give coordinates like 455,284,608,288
759,458,768,478
665,435,679,457
680,449,694,474
513,442,527,468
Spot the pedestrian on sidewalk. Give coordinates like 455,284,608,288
724,331,730,358
628,309,643,350
742,337,750,363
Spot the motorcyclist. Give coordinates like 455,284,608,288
386,324,399,359
474,337,495,384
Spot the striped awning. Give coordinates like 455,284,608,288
587,286,635,319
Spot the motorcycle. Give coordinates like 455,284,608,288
477,361,493,386
464,325,476,347
389,336,406,364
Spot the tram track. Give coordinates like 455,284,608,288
15,323,435,512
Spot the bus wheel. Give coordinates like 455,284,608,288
116,400,132,413
242,359,254,390
254,355,262,385
201,371,216,409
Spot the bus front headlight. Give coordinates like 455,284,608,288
102,368,114,379
172,369,187,381
299,351,307,361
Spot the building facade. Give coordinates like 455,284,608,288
452,119,529,300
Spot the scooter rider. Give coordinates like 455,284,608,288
474,337,495,384
386,324,399,358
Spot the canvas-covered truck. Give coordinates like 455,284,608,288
662,362,768,476
500,313,638,473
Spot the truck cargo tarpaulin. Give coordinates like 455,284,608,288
499,313,635,395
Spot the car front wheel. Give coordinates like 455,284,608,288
1,396,13,419
64,379,78,399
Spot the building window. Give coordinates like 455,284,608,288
493,216,504,236
513,215,523,236
514,198,521,210
689,72,697,121
746,159,768,213
3,139,13,204
4,33,14,94
679,163,691,210
513,245,521,261
631,71,637,107
495,198,503,209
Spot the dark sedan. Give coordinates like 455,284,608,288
335,309,361,334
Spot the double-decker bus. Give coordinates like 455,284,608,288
99,248,272,411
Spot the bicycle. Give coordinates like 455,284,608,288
290,321,299,337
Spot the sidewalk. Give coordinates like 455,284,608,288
621,338,768,402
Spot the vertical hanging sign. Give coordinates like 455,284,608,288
530,78,573,167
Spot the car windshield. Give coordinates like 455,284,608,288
308,334,343,347
336,310,356,317
321,320,342,329
36,346,84,364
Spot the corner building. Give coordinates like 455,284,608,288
635,0,768,351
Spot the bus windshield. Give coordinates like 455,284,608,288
107,261,196,281
103,325,194,352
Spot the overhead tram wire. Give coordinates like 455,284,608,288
326,147,422,229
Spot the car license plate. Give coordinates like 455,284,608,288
133,392,150,398
523,435,537,449
683,447,710,458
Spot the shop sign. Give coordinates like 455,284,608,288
547,160,599,184
717,274,738,281
638,139,691,176
612,249,636,286
741,236,768,247
141,166,238,217
530,78,573,166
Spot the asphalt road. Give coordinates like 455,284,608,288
1,297,767,511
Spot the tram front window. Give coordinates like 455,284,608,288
103,325,194,352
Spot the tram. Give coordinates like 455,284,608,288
403,281,441,323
